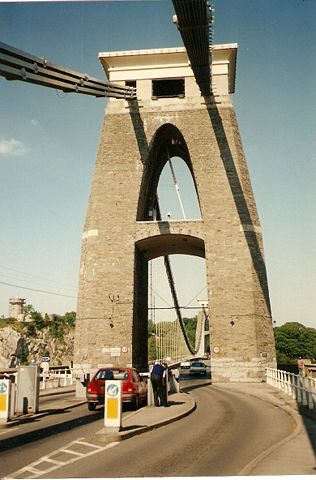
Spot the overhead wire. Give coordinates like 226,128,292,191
0,280,76,298
0,264,74,288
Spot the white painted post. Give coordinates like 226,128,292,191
296,375,302,404
165,369,169,405
301,376,308,407
147,377,154,406
290,372,297,400
306,377,314,410
169,370,180,394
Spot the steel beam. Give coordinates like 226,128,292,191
0,42,136,99
172,0,213,96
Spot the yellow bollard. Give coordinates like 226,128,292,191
0,379,10,424
104,380,122,432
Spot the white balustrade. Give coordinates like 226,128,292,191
40,367,74,390
266,368,316,410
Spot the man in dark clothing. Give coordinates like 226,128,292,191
150,362,166,407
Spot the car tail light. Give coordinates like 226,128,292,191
87,380,98,394
124,380,134,393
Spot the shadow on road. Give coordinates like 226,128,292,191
297,403,316,463
0,410,104,453
180,371,212,394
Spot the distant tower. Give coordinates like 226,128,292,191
9,297,26,319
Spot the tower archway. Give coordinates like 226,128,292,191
137,122,199,222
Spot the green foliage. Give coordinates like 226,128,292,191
147,320,157,361
0,317,16,329
183,316,197,347
0,306,76,341
23,304,35,316
147,319,155,336
147,317,203,360
31,311,47,330
274,322,316,363
16,351,29,366
148,336,156,361
21,311,47,338
62,311,76,328
25,322,37,338
48,315,65,339
47,312,76,339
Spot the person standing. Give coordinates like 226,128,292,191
150,361,166,407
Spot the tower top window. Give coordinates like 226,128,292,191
152,79,185,99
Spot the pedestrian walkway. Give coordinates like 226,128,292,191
96,391,196,442
219,383,316,476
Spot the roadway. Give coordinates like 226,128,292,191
33,376,294,478
2,372,314,478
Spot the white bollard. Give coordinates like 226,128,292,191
147,377,154,406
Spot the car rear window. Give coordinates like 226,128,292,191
95,369,129,380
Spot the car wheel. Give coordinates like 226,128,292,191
88,402,96,411
132,394,140,410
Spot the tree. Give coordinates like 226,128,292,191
31,311,46,330
62,311,76,328
49,315,65,339
23,304,35,315
274,322,316,363
183,316,197,347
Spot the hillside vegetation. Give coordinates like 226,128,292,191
0,309,75,368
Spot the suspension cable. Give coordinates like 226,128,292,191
166,146,187,220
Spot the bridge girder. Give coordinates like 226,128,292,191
0,41,136,99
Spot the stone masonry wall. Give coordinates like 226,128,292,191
73,94,276,381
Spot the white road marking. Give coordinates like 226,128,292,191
60,448,83,456
39,456,66,465
75,439,101,448
4,439,120,479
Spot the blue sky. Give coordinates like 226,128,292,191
0,0,315,329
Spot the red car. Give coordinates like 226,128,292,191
86,367,147,411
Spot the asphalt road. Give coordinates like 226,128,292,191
1,375,295,478
0,391,139,475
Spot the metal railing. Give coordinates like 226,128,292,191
266,367,316,410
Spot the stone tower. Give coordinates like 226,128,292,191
9,297,26,320
73,44,276,382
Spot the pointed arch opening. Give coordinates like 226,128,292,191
137,123,201,222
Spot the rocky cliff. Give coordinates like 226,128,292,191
0,326,74,368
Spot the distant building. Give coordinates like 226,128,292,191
8,297,56,322
9,297,26,319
